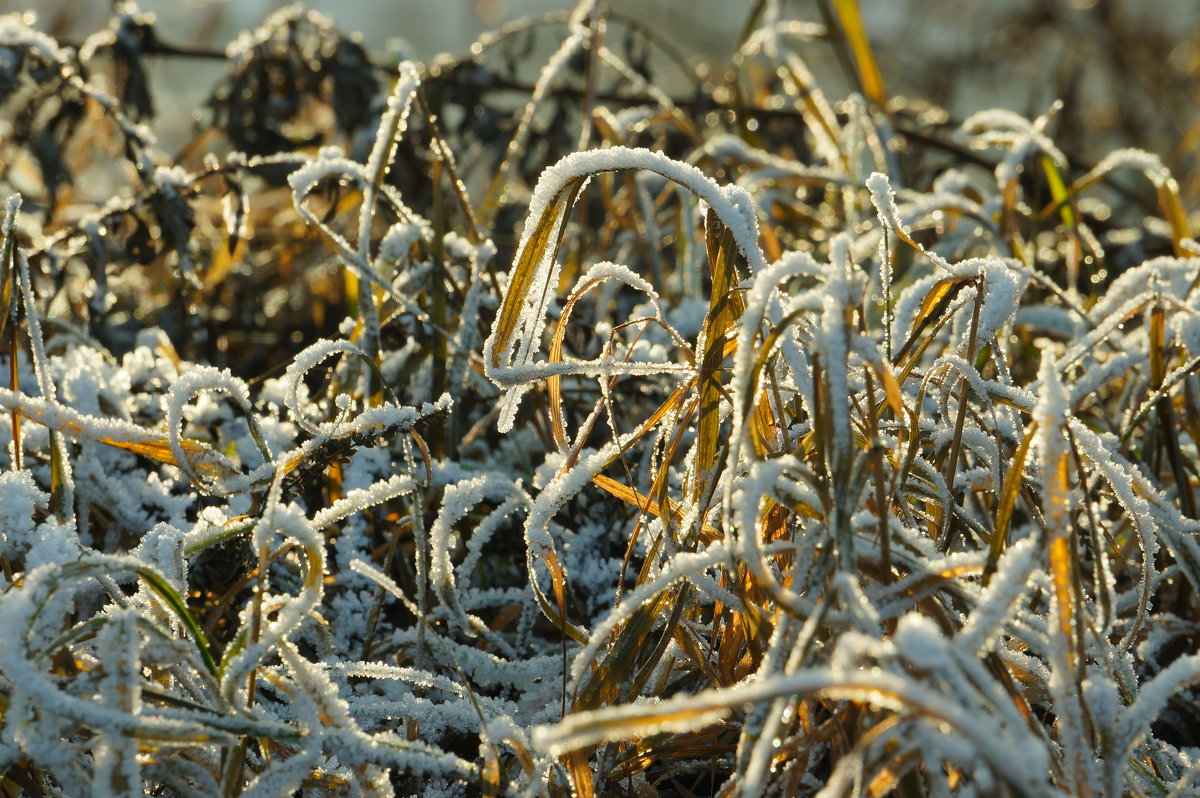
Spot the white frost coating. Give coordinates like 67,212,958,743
11,226,78,524
729,457,822,617
960,106,1068,171
892,613,948,671
93,609,142,798
491,0,593,202
699,133,846,184
484,146,767,430
971,258,1027,342
1068,351,1141,408
1038,352,1102,797
428,473,527,644
0,12,66,60
0,470,45,557
0,384,239,478
1068,417,1161,646
288,147,370,266
223,503,325,706
134,523,187,595
1034,351,1069,495
738,18,826,59
379,219,432,265
525,444,617,556
357,60,421,261
959,537,1039,654
0,558,223,742
281,338,365,434
1085,257,1196,328
1174,313,1200,356
821,234,854,466
727,249,823,464
865,172,953,273
1111,654,1200,795
531,666,1052,795
166,365,254,495
311,473,416,530
1086,148,1172,189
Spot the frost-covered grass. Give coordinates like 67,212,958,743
1,1,1200,796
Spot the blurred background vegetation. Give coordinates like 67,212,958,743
4,0,1199,202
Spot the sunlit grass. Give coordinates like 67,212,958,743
0,1,1198,796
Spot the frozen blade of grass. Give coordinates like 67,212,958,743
429,474,529,650
282,338,370,435
985,422,1037,585
0,385,234,478
357,61,421,262
1034,352,1096,796
485,147,769,438
694,209,740,504
821,235,857,569
570,543,734,702
960,537,1040,654
166,366,267,495
93,609,143,798
534,667,1055,796
1111,653,1200,795
866,172,953,274
13,225,76,522
1067,418,1162,641
1068,148,1192,256
938,281,983,552
547,260,689,455
731,457,823,616
728,249,822,467
0,558,227,743
220,504,325,709
486,174,584,429
1,195,16,346
591,474,722,544
892,273,976,369
134,561,220,677
3,196,19,488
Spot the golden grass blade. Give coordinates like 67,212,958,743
1157,179,1191,256
566,748,595,798
0,386,236,481
3,200,17,472
984,422,1036,585
1147,298,1197,517
592,474,722,544
48,429,69,520
575,588,674,710
695,210,742,502
828,0,888,108
741,308,807,455
877,358,905,419
547,278,600,451
891,275,974,368
1046,464,1075,655
489,178,584,370
1035,354,1092,794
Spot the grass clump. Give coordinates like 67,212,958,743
0,1,1199,796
